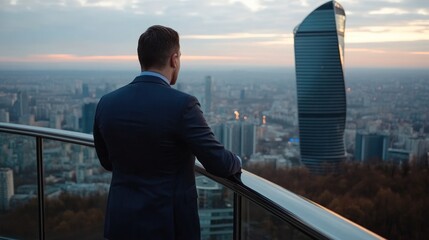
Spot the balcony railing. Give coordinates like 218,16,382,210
0,122,383,240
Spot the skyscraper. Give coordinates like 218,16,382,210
10,91,29,122
0,168,14,211
355,131,389,162
294,1,347,173
241,122,256,159
204,76,213,114
211,120,256,159
81,102,97,133
223,121,242,155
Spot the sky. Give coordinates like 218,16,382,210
0,0,428,70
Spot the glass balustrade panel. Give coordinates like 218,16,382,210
241,198,313,240
0,133,39,240
196,174,234,240
42,139,111,240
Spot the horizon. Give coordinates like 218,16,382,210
0,65,428,72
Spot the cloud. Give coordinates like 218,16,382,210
417,9,429,15
231,0,265,12
347,25,429,43
369,8,409,15
76,0,135,9
411,52,429,55
182,33,290,40
347,48,387,54
182,55,252,61
0,54,137,62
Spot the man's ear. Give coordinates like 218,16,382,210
170,53,178,68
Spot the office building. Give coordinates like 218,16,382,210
386,148,410,164
410,137,429,166
196,176,233,240
0,109,10,123
223,121,242,155
216,120,256,159
355,132,389,162
10,91,29,122
81,102,97,133
0,168,14,211
241,122,256,159
204,76,213,114
82,83,90,98
294,1,347,173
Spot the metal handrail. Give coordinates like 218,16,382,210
0,122,383,240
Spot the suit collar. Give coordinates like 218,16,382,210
130,75,171,88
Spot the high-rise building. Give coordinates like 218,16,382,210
49,112,63,129
223,121,242,155
294,1,347,173
81,102,97,133
0,109,10,123
204,76,213,114
196,176,233,240
410,137,429,166
10,91,29,122
82,83,90,98
0,168,14,211
241,122,256,159
211,121,256,159
355,132,389,162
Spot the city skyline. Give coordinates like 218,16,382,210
0,65,428,239
0,0,428,70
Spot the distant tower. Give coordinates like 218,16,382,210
223,121,241,155
81,102,97,133
294,1,347,173
0,109,10,123
216,120,256,159
241,122,256,159
355,131,389,162
10,91,29,122
204,76,213,114
82,83,90,98
49,112,62,129
410,137,429,166
0,168,14,211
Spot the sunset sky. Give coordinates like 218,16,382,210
0,0,428,70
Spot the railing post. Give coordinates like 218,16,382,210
233,193,241,240
36,137,45,240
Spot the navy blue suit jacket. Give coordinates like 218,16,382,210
93,75,241,240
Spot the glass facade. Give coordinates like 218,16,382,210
294,1,347,173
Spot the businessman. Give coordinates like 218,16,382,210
93,25,242,240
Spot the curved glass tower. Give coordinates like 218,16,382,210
294,1,346,173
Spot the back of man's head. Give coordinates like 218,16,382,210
138,25,180,71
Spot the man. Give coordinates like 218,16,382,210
93,25,242,240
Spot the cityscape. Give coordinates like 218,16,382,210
0,66,428,238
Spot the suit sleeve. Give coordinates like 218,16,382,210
181,96,241,178
93,100,112,171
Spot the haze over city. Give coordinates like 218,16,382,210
1,0,428,70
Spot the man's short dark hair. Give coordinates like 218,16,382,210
138,25,180,70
